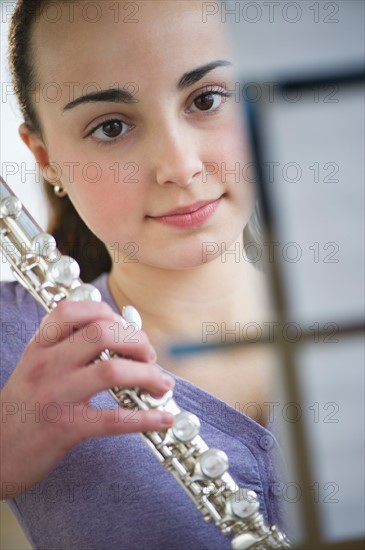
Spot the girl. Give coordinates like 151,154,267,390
1,1,287,548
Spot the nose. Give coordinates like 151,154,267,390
151,122,203,188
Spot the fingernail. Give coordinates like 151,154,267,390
162,374,175,390
160,412,175,427
149,345,157,362
113,313,127,328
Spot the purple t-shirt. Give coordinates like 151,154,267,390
1,274,287,549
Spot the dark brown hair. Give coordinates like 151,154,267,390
9,0,111,282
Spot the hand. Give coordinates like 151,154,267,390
0,301,175,499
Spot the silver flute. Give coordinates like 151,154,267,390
0,175,290,550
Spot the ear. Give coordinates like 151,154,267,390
19,123,59,184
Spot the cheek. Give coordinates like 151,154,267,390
53,151,145,244
204,128,255,213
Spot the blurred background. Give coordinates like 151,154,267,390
1,0,364,548
202,1,365,547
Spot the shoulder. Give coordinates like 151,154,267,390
0,280,46,389
0,280,45,322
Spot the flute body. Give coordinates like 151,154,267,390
0,175,290,550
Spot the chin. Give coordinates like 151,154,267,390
142,229,245,270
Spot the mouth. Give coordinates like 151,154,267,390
147,196,223,229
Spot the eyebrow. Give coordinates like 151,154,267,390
178,60,233,90
63,60,233,111
63,88,137,111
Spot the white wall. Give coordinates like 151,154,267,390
1,2,48,281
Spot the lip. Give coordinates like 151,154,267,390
148,197,222,228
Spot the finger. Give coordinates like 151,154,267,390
64,358,175,402
45,321,155,369
81,407,175,439
32,301,122,347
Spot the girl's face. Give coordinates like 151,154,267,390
31,0,255,269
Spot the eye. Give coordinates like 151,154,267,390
88,119,131,142
189,90,230,113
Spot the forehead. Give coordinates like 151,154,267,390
32,0,231,88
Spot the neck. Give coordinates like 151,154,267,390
107,234,272,345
